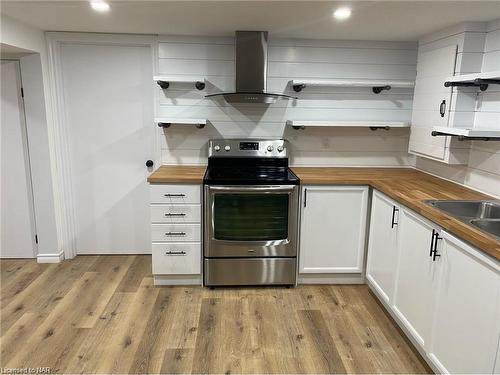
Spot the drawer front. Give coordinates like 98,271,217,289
151,205,201,223
150,184,201,204
151,224,201,242
152,243,201,275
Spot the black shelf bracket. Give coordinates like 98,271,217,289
292,84,306,92
158,122,205,129
372,85,391,94
444,78,500,92
156,80,205,90
370,126,390,131
431,130,500,141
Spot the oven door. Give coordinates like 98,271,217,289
204,185,299,257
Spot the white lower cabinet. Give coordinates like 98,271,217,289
150,183,201,285
299,185,368,275
393,208,442,349
366,189,500,374
427,232,500,374
366,191,400,303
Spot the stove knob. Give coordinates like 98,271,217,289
224,145,231,152
277,145,284,152
214,145,221,152
267,145,274,152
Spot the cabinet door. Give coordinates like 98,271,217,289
299,186,368,274
428,234,500,374
409,44,457,161
393,209,441,348
366,191,400,303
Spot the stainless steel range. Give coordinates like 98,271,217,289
203,139,300,286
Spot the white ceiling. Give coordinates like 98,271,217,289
2,1,500,41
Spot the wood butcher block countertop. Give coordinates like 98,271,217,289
292,167,499,261
148,165,499,260
147,165,206,183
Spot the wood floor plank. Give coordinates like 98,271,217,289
0,256,432,374
298,309,347,373
96,277,160,374
129,287,179,374
115,255,152,292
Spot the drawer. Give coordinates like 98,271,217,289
150,184,201,204
150,205,201,223
151,224,201,242
152,243,201,275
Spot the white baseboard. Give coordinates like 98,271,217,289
154,275,202,286
37,250,64,263
298,273,364,284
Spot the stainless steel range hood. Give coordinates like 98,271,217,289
205,31,296,104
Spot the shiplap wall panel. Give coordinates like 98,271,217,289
157,35,417,166
414,20,500,198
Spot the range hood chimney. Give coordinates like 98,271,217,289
205,31,296,104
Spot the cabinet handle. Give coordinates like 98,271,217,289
432,231,442,261
430,229,437,256
304,188,307,207
164,213,186,217
164,194,185,197
439,100,446,118
391,206,399,228
165,251,186,256
165,232,186,236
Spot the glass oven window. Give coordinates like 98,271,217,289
213,193,289,241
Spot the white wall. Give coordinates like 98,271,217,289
156,35,417,166
414,20,500,198
1,15,61,259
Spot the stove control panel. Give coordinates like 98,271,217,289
208,139,288,158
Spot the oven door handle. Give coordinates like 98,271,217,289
207,185,296,192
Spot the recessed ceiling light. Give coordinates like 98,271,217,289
90,1,110,13
333,7,352,20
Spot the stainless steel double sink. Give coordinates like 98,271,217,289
426,200,500,239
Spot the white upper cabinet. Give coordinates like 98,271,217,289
428,232,500,374
393,208,442,348
366,191,400,303
299,186,368,274
409,44,458,162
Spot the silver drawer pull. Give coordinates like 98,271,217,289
164,213,186,217
165,231,186,236
165,250,186,256
164,194,185,197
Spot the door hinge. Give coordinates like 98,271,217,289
21,87,24,98
303,188,307,207
35,235,38,244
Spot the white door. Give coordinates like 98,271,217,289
366,190,400,303
409,44,457,160
59,43,154,254
299,185,368,274
393,208,441,348
428,234,500,374
0,60,37,258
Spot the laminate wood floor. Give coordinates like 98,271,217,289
1,255,431,374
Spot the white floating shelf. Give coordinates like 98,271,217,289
444,71,500,91
431,127,500,141
286,120,410,130
154,75,206,90
155,118,207,129
290,79,415,93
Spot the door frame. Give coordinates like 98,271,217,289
1,59,38,258
46,32,158,259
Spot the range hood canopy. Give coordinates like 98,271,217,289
205,31,297,103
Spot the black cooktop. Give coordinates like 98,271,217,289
204,157,300,185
